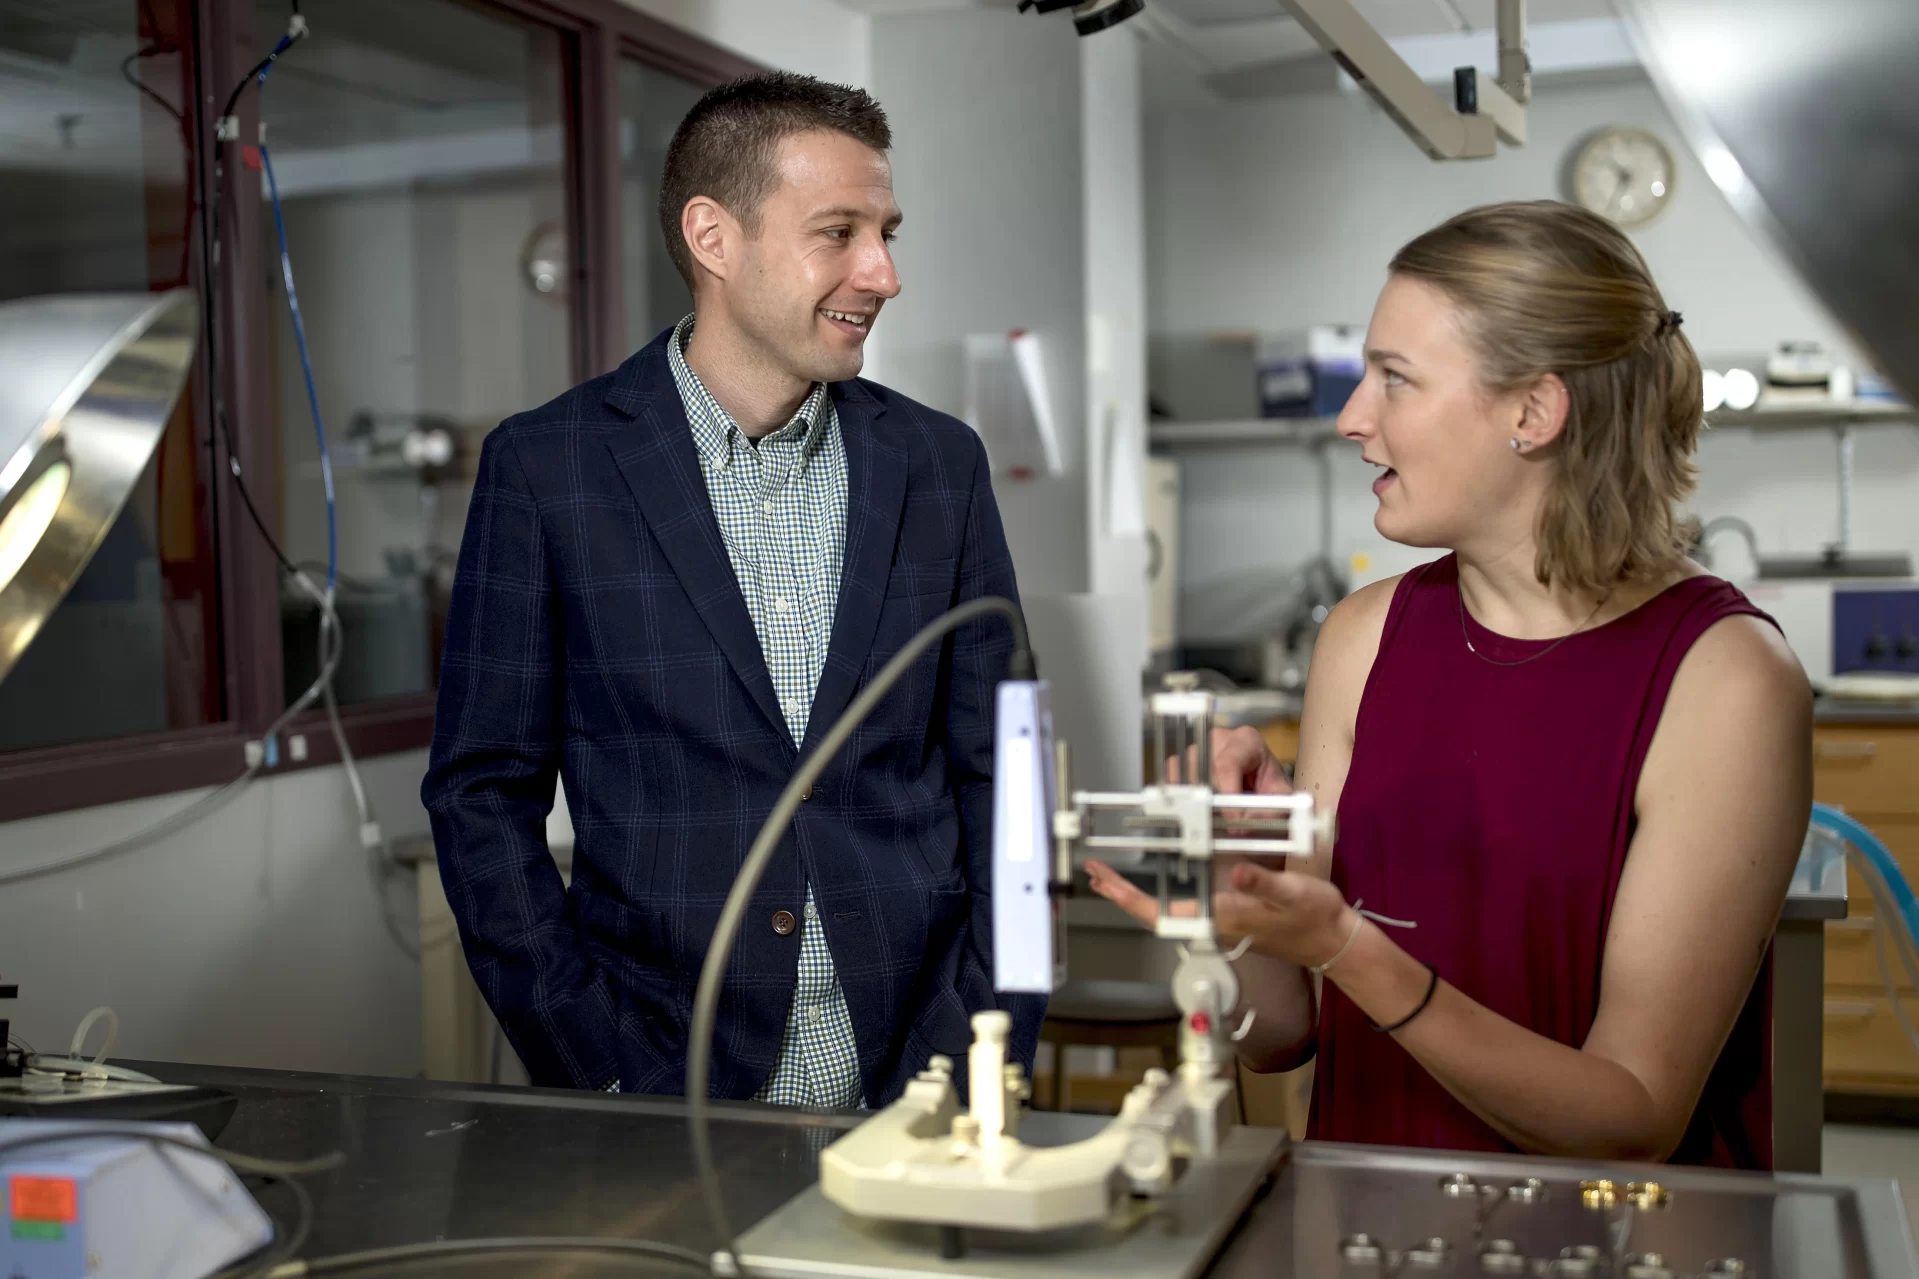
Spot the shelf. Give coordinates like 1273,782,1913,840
1148,418,1345,449
1709,402,1916,430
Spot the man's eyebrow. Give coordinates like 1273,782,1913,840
808,206,904,227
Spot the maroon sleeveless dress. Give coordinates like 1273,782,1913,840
1307,554,1776,1169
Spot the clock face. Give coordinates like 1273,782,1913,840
1569,128,1677,229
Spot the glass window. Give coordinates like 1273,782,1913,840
258,0,573,705
0,0,220,752
619,58,702,353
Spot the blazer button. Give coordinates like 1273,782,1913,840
772,910,797,936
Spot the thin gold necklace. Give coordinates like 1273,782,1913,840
1455,581,1612,668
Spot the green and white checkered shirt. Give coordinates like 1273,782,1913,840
668,314,862,1109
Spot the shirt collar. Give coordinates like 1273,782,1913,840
667,314,831,471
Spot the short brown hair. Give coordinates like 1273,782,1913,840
1389,200,1702,596
657,72,892,290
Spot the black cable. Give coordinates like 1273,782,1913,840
279,1236,711,1275
203,15,309,581
686,597,1032,1275
121,47,185,125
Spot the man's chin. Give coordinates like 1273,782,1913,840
811,347,866,385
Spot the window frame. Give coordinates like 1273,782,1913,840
0,0,760,824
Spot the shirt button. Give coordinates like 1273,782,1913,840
805,901,818,921
808,1006,824,1024
772,910,797,937
761,500,776,515
773,596,790,613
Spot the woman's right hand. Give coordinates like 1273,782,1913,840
1082,725,1293,929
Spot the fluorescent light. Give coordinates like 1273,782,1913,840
1701,369,1726,413
1722,367,1760,411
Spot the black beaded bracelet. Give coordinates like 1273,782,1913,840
1370,962,1439,1034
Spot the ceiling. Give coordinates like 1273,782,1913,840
835,0,1636,107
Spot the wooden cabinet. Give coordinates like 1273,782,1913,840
1820,719,1919,1096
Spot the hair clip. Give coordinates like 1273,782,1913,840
1656,310,1684,336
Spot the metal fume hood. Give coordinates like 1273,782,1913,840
1617,0,1919,404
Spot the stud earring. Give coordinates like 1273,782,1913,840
1510,439,1524,451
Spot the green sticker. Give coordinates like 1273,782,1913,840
10,1220,65,1241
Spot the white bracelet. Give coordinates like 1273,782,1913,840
1309,911,1366,976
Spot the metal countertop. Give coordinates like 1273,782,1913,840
128,1060,1917,1278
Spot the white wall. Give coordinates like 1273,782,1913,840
616,0,871,88
1082,30,1151,607
865,9,1090,596
1147,75,1918,638
0,754,428,1074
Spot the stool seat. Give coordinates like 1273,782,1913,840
1043,979,1182,1025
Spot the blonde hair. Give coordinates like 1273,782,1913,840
1388,200,1702,596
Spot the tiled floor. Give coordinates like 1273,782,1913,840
1824,1123,1919,1238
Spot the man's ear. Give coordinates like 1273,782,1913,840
681,195,737,285
1514,371,1571,451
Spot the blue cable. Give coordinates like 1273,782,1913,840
1812,803,1919,951
260,140,336,593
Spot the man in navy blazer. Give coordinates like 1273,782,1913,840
423,72,1043,1106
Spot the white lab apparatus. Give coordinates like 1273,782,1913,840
790,675,1334,1270
962,331,1065,479
0,1120,273,1279
990,679,1059,995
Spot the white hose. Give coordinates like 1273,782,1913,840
68,1006,118,1063
0,572,344,885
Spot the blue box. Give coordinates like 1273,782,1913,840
1833,586,1919,674
1256,326,1365,419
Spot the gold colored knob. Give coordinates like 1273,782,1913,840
1626,1181,1671,1210
1579,1178,1618,1210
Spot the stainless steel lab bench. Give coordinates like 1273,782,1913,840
131,1059,1919,1277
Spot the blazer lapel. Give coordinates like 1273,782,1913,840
804,380,906,757
602,335,790,747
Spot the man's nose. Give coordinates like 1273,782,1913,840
855,234,901,300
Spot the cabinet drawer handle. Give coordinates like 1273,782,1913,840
1825,1000,1877,1019
1816,741,1878,760
1829,917,1877,934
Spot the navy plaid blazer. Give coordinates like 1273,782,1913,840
422,328,1045,1105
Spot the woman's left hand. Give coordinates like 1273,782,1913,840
1214,861,1359,970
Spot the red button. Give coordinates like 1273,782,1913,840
772,910,797,936
10,1176,77,1223
1189,1012,1212,1035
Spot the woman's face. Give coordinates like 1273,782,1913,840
1338,274,1536,553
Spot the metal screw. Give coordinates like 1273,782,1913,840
1579,1178,1618,1210
1505,1177,1547,1204
1625,1180,1671,1210
1439,1172,1479,1197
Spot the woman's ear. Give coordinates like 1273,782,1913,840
1514,372,1570,452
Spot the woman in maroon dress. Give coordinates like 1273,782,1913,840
1088,201,1811,1169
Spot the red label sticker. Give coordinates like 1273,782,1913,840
9,1176,78,1223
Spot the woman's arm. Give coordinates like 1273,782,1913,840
1220,613,1812,1159
1086,578,1399,1072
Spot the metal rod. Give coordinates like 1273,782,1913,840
1496,0,1531,103
1837,425,1855,553
1053,738,1073,886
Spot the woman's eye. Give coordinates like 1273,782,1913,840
1383,369,1407,387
